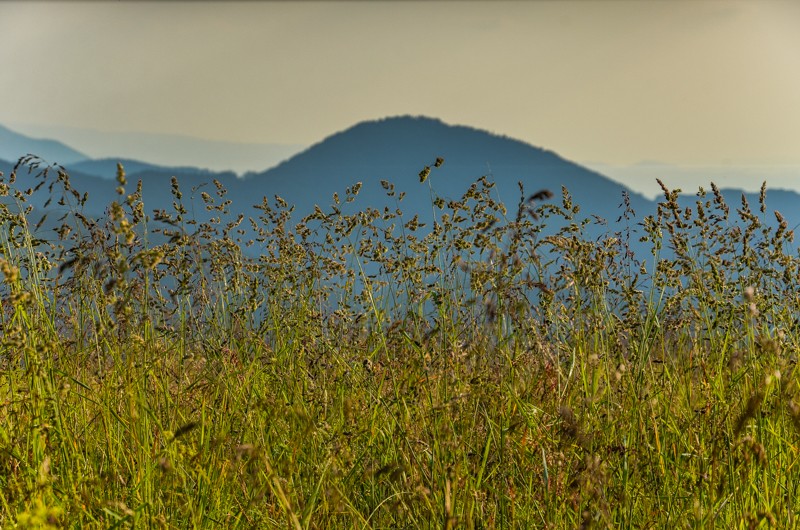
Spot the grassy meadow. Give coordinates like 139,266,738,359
1,157,800,528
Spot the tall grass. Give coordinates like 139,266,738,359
1,156,799,528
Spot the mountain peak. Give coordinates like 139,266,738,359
244,114,656,235
261,115,566,181
327,115,547,156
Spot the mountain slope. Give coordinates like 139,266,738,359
4,116,799,261
10,123,305,175
0,124,89,165
247,116,653,226
68,158,230,181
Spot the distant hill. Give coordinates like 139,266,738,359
2,116,799,261
68,158,231,181
6,123,305,175
586,160,800,200
0,124,89,165
245,116,655,231
0,156,119,214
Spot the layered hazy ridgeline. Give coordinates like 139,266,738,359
1,146,799,528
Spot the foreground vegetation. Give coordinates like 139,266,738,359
1,156,799,528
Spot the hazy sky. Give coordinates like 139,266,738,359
2,1,799,175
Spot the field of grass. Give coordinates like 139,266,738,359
2,157,799,528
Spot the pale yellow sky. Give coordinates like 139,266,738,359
2,0,799,168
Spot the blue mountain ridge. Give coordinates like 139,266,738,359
0,124,89,165
1,116,797,260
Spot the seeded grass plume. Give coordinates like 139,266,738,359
1,156,798,528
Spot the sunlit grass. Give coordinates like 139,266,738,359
1,156,799,528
